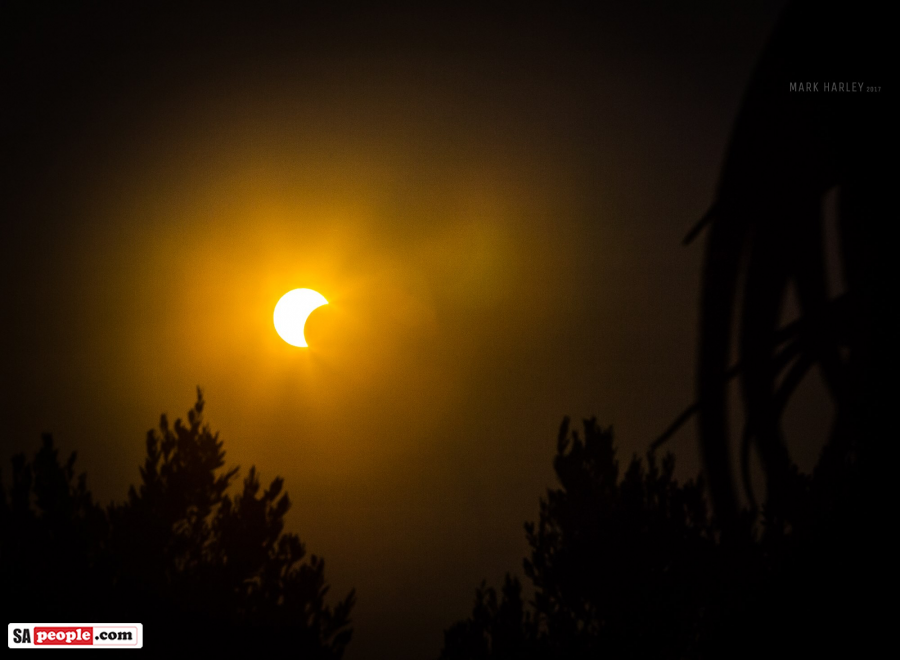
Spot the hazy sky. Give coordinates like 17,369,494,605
2,2,800,657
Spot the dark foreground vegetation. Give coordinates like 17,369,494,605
1,390,354,657
3,3,889,657
440,417,885,659
3,391,885,658
438,2,890,657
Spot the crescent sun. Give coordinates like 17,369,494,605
273,288,329,347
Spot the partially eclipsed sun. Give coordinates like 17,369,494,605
273,288,328,347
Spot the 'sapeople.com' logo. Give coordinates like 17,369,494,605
8,624,143,648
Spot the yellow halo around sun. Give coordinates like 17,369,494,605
273,288,328,347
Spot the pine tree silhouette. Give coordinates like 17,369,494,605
442,418,727,660
441,410,883,658
2,389,354,656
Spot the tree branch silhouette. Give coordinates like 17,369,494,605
2,388,354,656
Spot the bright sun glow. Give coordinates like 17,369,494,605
273,288,328,347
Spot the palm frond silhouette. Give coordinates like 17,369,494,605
655,1,888,530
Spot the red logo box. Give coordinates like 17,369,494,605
34,627,93,645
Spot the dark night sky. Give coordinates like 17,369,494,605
1,2,827,657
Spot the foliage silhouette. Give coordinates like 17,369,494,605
441,415,878,658
654,0,890,535
1,389,354,656
441,419,716,659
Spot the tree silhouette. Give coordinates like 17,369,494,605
443,5,889,656
1,431,108,619
1,389,354,656
441,415,878,658
442,418,725,659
